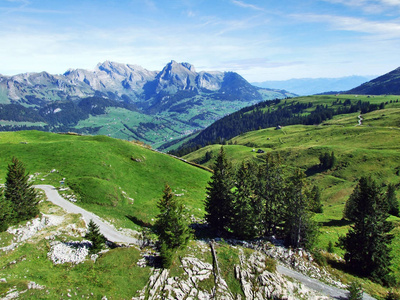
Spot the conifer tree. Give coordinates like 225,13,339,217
155,184,191,267
205,146,234,233
257,153,285,236
284,169,318,249
231,161,259,239
85,219,106,254
339,177,394,285
309,185,323,213
5,157,39,223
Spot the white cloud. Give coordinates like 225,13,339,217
322,0,400,13
298,13,400,38
230,0,264,11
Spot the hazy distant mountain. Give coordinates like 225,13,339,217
252,76,375,96
0,60,295,148
346,67,400,95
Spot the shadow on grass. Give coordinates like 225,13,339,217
322,219,352,227
126,215,154,230
305,165,324,177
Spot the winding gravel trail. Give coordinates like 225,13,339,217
277,265,376,300
35,185,139,245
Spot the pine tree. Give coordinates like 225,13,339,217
257,153,285,236
347,281,363,300
309,185,323,213
5,157,39,223
204,146,234,233
85,219,106,254
155,184,192,267
339,177,394,285
231,161,259,239
386,184,399,217
284,169,318,249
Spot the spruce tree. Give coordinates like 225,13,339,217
257,153,285,236
231,161,259,239
155,184,191,267
309,185,323,213
204,146,234,233
284,169,318,249
339,177,394,285
5,157,39,223
85,219,107,254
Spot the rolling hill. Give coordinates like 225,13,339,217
0,131,211,227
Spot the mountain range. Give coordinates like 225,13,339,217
0,61,294,148
252,75,376,96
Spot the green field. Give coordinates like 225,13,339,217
0,131,211,229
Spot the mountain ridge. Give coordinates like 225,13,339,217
346,66,400,95
0,61,295,148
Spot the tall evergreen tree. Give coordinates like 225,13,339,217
257,153,285,236
231,161,259,239
339,177,394,285
155,184,192,267
284,169,318,249
5,157,39,223
205,147,234,233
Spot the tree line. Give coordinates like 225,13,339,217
170,99,384,157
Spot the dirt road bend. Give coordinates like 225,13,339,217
35,185,139,245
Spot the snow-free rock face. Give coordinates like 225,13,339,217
64,61,157,96
153,60,198,94
0,60,271,105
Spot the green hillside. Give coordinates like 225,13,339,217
0,131,211,228
183,94,400,279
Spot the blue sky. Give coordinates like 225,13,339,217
0,0,399,81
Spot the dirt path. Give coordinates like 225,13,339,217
35,185,139,245
357,114,363,126
277,265,376,299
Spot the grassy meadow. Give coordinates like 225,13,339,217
0,130,211,229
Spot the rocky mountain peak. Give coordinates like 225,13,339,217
154,61,198,94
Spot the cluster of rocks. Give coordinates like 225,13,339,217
2,214,64,252
58,187,79,203
47,240,92,265
226,238,346,289
133,240,330,300
235,248,328,299
1,281,45,300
